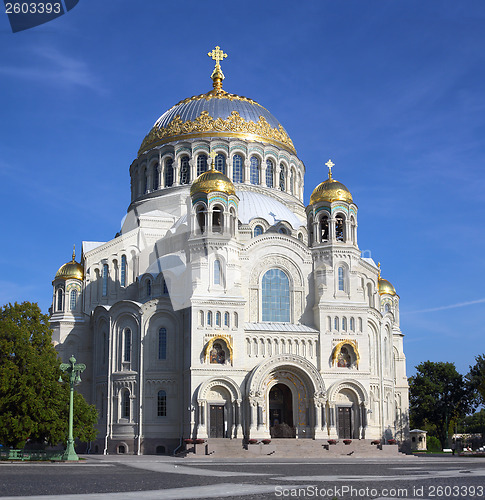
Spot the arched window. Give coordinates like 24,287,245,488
196,205,206,234
266,159,274,187
232,154,243,183
298,233,303,241
146,279,152,297
162,278,169,294
224,312,230,327
165,158,174,187
102,264,108,296
278,227,287,235
197,154,208,176
216,311,221,326
207,311,212,326
56,288,64,311
158,328,167,360
152,163,159,191
279,164,286,191
335,214,345,242
180,156,190,184
358,317,363,331
121,255,127,287
215,153,226,175
214,259,221,285
350,317,355,331
123,328,131,362
385,303,390,313
262,269,290,322
70,289,77,310
334,317,339,331
199,310,204,326
320,216,329,241
342,317,347,330
234,312,238,328
157,390,167,417
250,156,260,184
253,225,263,237
290,169,295,195
212,206,223,233
367,283,374,308
143,169,148,194
122,391,130,419
338,267,345,291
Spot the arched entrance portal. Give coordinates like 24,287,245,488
269,384,295,438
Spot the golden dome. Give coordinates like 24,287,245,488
378,278,397,296
55,247,84,281
309,160,353,205
190,160,236,197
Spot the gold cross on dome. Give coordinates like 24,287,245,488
378,262,381,278
325,159,335,179
208,46,227,66
209,151,217,169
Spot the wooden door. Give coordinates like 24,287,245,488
209,405,225,438
338,407,352,439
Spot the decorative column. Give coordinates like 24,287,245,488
329,217,336,242
360,403,367,439
313,219,319,245
249,398,258,436
313,398,326,439
173,157,180,187
236,400,243,438
328,402,338,438
146,166,153,193
261,161,267,187
344,218,351,243
244,158,250,184
197,400,208,438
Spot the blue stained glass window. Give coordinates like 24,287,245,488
70,289,77,310
158,327,167,360
215,153,226,175
165,158,174,187
121,255,127,287
253,225,263,237
207,311,212,326
102,264,108,296
216,311,221,326
180,156,190,184
350,317,355,331
338,267,344,291
153,164,159,190
197,154,207,176
250,156,260,185
232,154,243,183
262,269,290,322
122,390,130,419
279,164,285,191
157,390,167,416
214,260,221,285
224,312,229,327
57,289,63,311
266,159,274,187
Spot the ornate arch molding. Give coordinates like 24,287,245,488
197,376,242,403
247,354,326,399
249,254,303,288
327,379,368,406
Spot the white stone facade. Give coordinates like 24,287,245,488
50,86,409,456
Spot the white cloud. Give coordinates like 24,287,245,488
407,298,485,314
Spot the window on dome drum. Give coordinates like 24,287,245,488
121,255,127,287
158,327,167,360
216,311,221,326
262,268,290,322
56,288,63,311
207,311,212,326
122,391,130,419
338,267,345,291
266,159,274,187
214,259,221,285
102,264,108,296
385,303,390,313
279,164,285,191
146,279,152,297
123,328,131,362
162,277,169,294
212,206,223,233
278,227,287,235
180,156,190,185
165,158,174,187
335,214,345,241
143,170,148,194
232,154,243,183
196,205,206,234
70,289,77,310
215,153,226,175
157,390,167,417
224,312,229,327
152,164,159,190
290,170,295,195
253,225,263,237
250,156,260,184
320,216,329,241
298,233,303,241
197,154,208,176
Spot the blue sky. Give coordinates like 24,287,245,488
1,1,484,376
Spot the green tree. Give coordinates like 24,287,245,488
409,361,473,448
467,354,485,406
0,302,97,448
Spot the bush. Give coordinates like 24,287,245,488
427,436,441,452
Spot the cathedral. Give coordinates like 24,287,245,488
49,47,409,455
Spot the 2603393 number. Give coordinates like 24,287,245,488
428,485,484,497
5,2,62,14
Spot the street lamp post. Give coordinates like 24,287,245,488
59,355,86,461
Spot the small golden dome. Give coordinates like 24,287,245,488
378,278,397,296
309,160,353,205
55,247,84,281
190,158,236,197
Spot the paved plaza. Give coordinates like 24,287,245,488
0,454,484,499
